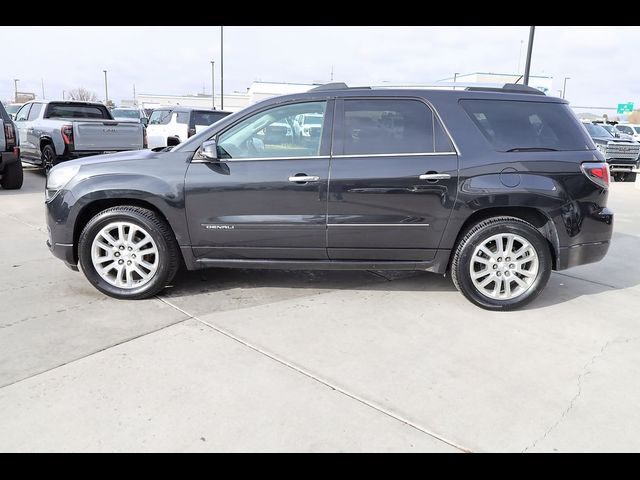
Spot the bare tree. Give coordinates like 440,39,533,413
67,87,98,102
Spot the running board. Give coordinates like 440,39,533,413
194,251,451,274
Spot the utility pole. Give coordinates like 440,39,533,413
220,26,224,110
523,26,535,86
562,77,571,99
517,39,524,73
453,72,459,90
211,60,215,109
331,66,334,81
62,90,66,100
103,70,109,105
41,78,45,99
133,83,137,106
13,79,19,103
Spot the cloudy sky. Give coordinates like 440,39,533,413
2,26,639,110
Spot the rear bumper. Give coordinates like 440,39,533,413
557,241,610,270
0,150,20,169
64,149,131,159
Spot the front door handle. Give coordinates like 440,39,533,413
288,175,320,183
419,173,451,181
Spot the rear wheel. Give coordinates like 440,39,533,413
0,160,23,190
78,206,180,299
41,144,57,174
451,217,552,311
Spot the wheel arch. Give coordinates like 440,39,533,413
72,198,182,266
450,206,560,270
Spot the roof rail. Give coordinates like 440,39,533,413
309,83,372,92
465,83,545,96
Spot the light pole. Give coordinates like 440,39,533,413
211,60,215,110
41,78,45,99
562,77,570,99
523,26,535,86
220,26,224,110
453,72,459,90
62,90,66,100
103,70,109,105
517,39,524,73
13,79,19,103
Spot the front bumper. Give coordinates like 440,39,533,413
46,234,78,271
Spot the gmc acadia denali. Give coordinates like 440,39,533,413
45,83,614,310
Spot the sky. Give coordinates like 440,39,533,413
2,26,639,111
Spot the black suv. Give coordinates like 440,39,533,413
0,102,22,189
45,83,613,310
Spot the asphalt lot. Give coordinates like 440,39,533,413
0,166,639,452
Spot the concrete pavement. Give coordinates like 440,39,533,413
0,167,638,452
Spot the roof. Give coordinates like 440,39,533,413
151,106,233,113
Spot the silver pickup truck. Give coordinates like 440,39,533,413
14,100,146,172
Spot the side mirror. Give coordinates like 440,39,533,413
200,140,218,160
141,117,148,126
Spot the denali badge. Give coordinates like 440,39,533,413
202,224,235,230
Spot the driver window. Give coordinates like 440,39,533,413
15,104,32,122
217,101,326,159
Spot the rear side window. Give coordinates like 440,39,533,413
45,104,110,119
343,99,437,155
149,109,172,125
176,112,190,124
28,103,43,120
193,111,228,126
461,100,591,152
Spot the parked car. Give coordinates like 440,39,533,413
595,122,633,141
293,113,323,142
0,102,22,189
110,107,149,126
3,103,22,121
45,83,613,310
615,123,640,142
14,100,146,173
146,107,231,149
583,123,639,182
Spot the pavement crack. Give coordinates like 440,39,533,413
553,271,618,290
155,295,473,453
522,336,640,452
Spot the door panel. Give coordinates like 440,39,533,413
327,98,458,261
185,159,329,259
185,100,333,261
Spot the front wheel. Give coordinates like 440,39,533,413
41,144,57,174
78,206,180,299
451,217,552,311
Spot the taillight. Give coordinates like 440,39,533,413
188,127,196,137
581,162,610,189
3,123,16,149
61,125,74,145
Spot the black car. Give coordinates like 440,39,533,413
45,83,613,310
0,102,22,189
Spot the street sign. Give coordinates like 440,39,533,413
617,102,635,114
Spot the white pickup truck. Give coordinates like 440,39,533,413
14,100,146,172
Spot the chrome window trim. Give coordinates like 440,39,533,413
192,155,331,163
332,152,456,159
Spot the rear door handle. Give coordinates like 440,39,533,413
288,175,320,183
419,173,451,181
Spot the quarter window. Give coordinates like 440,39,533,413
343,99,438,155
217,102,326,159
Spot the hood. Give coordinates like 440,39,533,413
61,148,160,168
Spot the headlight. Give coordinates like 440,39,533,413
45,164,80,201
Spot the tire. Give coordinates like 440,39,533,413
0,160,24,190
451,217,552,311
78,206,180,300
41,144,57,174
623,172,636,183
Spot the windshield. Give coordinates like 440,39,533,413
4,104,20,115
149,110,172,125
584,123,610,137
111,109,139,119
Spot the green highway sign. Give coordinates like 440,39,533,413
617,102,634,114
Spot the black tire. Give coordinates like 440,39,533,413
451,216,552,311
41,144,57,174
622,172,636,183
78,206,180,300
0,160,24,190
